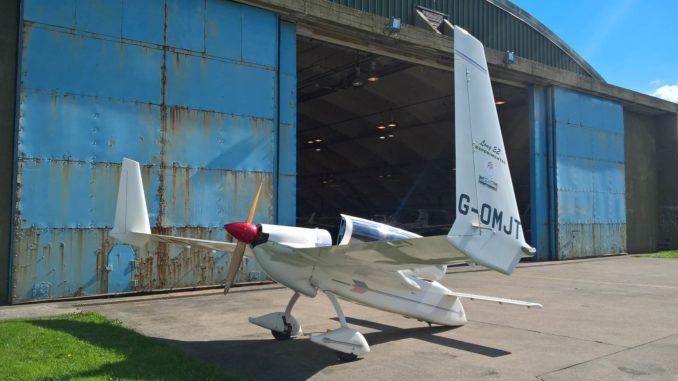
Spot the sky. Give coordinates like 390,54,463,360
509,0,678,103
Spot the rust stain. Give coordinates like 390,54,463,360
42,244,51,275
173,51,180,69
59,242,65,288
184,168,191,220
74,230,84,286
201,111,211,137
156,0,169,229
22,22,34,48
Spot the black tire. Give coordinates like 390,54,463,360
336,351,358,362
271,329,292,341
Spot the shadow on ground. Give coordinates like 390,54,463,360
28,317,233,380
29,315,510,381
163,317,511,381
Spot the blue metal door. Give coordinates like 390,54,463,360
551,87,626,258
11,0,296,302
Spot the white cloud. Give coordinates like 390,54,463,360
650,79,663,86
652,84,678,103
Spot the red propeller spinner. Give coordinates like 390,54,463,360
224,222,258,244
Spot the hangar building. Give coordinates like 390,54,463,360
0,0,676,303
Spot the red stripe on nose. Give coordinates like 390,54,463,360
224,222,258,243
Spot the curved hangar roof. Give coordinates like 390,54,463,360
327,0,604,81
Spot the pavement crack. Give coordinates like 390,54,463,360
469,319,627,348
535,331,678,379
519,275,678,290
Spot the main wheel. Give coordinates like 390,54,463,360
335,351,358,362
271,329,292,341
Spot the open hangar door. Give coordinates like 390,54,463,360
295,37,531,241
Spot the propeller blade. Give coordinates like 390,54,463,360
224,241,246,295
223,180,263,295
246,181,263,224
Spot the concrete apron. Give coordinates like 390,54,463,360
2,255,677,380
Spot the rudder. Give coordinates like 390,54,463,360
110,158,151,247
447,27,534,274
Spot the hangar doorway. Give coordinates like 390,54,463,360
295,37,531,242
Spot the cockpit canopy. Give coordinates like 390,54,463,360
337,214,421,245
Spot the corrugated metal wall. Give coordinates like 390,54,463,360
551,87,626,258
11,0,296,302
328,0,596,78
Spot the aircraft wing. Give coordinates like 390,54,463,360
275,239,538,305
293,236,469,268
115,232,239,254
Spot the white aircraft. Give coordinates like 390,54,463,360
111,27,541,361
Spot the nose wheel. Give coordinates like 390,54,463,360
336,351,358,362
249,292,303,340
272,329,292,341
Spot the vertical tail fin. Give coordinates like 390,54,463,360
447,27,534,275
110,158,151,247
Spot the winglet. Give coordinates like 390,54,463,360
110,158,151,247
446,27,534,275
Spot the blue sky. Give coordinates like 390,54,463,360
510,0,678,102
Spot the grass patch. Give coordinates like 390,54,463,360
0,312,238,381
637,250,678,258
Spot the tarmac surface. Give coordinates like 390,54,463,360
2,255,677,380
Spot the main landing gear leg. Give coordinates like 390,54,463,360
309,291,370,362
248,292,302,340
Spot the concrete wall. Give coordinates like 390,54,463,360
0,0,19,304
624,111,658,253
656,114,678,250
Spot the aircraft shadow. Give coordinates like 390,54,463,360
341,316,511,357
28,315,510,381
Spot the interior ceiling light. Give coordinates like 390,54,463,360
351,66,364,87
387,120,397,128
494,85,506,105
315,147,322,152
307,140,314,144
314,138,323,143
378,135,386,140
367,61,379,82
388,133,395,138
376,122,386,130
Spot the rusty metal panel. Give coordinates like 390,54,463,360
205,0,242,61
164,107,275,170
12,228,110,300
552,87,626,259
166,52,276,119
23,0,77,29
160,168,274,227
242,4,278,67
22,26,162,104
122,0,164,45
12,0,294,302
20,91,161,163
167,0,205,52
